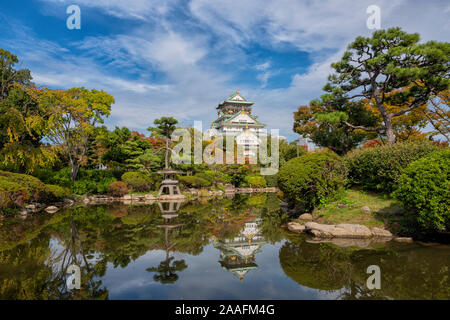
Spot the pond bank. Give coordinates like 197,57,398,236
84,187,279,204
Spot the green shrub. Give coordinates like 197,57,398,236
196,171,215,183
244,175,267,188
278,151,346,212
48,168,116,194
108,181,128,197
42,184,72,202
0,170,46,208
393,149,450,231
178,175,211,188
264,174,278,187
121,171,153,192
0,171,71,209
345,141,440,193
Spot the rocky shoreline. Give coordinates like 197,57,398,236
84,187,279,204
13,187,279,217
286,220,413,244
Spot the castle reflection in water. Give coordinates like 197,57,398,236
213,218,265,282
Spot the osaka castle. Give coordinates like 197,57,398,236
210,90,266,156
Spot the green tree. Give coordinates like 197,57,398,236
323,28,449,144
148,117,178,170
294,97,378,155
41,87,114,181
0,49,56,173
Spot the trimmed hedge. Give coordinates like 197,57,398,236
0,171,71,209
121,171,153,192
393,149,450,231
278,151,346,212
178,175,211,188
108,181,128,197
245,175,267,188
345,141,440,193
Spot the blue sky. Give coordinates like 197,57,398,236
1,0,449,140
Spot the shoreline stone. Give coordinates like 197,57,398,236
394,237,414,243
287,222,306,233
45,206,59,213
302,222,394,239
298,213,313,221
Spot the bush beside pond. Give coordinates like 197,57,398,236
0,171,71,209
121,171,153,192
393,149,450,231
278,151,347,212
345,141,440,193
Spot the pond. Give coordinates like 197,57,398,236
0,194,449,300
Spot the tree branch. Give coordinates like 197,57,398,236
343,121,383,132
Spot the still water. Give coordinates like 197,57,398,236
0,194,449,299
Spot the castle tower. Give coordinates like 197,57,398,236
210,90,266,157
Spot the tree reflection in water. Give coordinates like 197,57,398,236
146,201,187,284
0,193,448,299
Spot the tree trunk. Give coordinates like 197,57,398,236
70,161,80,182
385,114,395,144
165,135,169,170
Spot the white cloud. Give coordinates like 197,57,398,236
6,0,449,140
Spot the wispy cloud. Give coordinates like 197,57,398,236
3,0,448,139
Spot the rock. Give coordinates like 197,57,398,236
361,206,371,213
337,203,349,208
122,194,132,200
306,237,383,248
280,202,289,208
224,184,235,193
25,204,37,211
287,222,305,233
394,237,413,243
131,194,145,201
63,198,74,206
304,222,373,238
19,209,28,216
371,227,393,238
144,194,157,200
82,197,90,204
45,206,59,213
298,213,313,221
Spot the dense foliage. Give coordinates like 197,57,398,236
393,149,450,231
345,141,440,193
278,151,347,212
0,170,70,210
121,171,154,192
244,175,267,188
107,181,128,197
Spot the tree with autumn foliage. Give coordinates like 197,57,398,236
40,87,114,181
0,49,56,173
425,90,450,142
322,27,449,144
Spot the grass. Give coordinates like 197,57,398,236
310,188,404,229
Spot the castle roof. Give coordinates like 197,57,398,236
212,110,265,129
217,89,254,108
